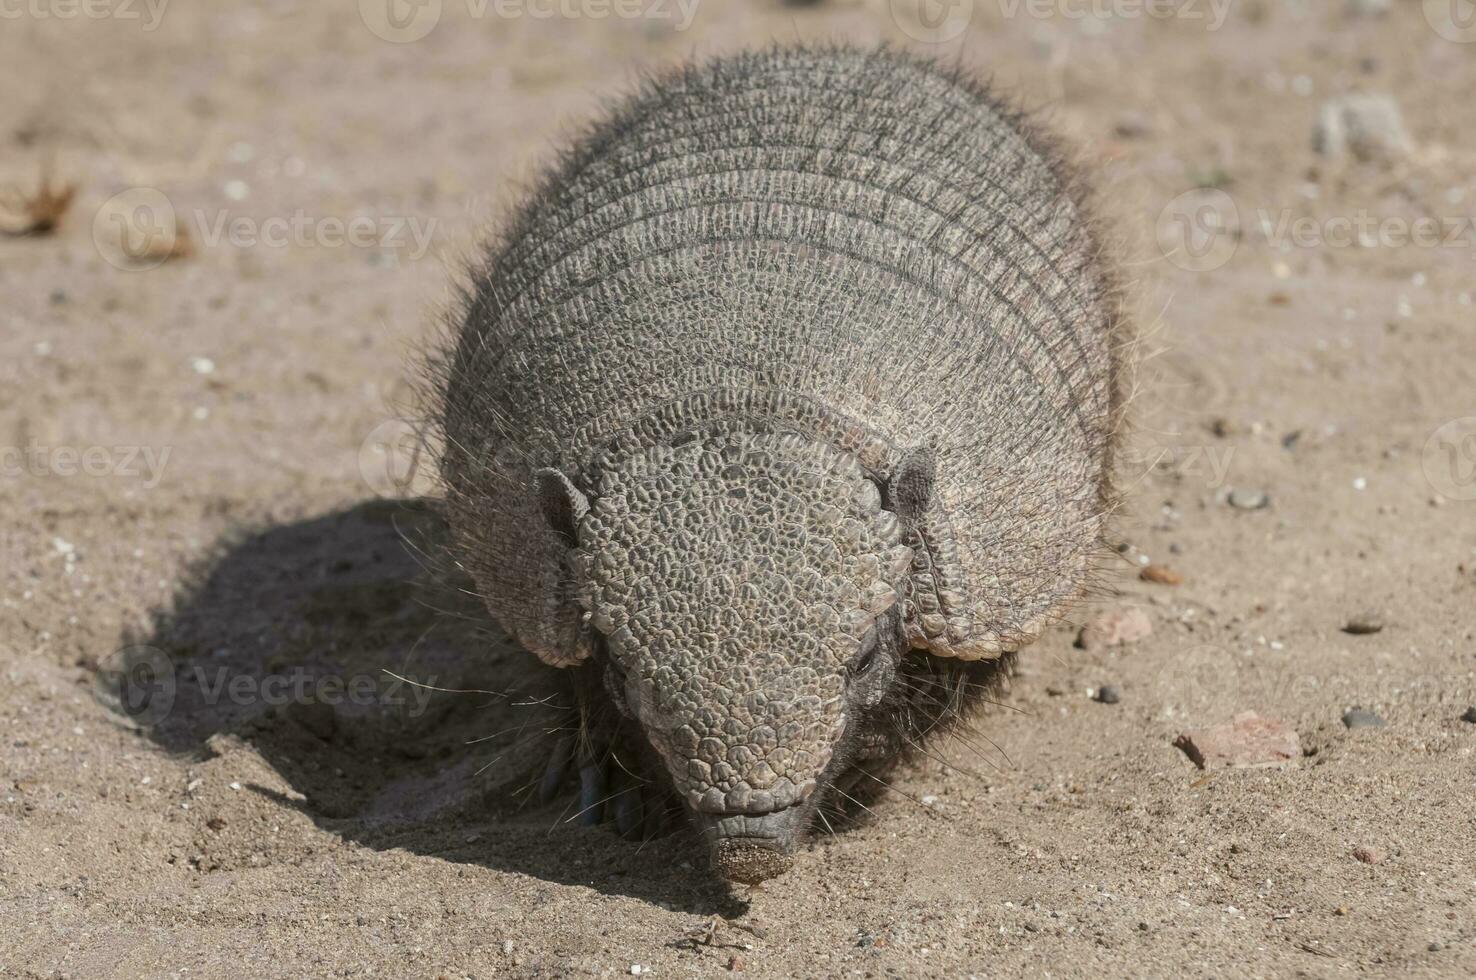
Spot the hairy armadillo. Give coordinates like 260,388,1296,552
433,46,1125,885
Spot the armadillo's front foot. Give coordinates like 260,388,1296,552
537,729,673,840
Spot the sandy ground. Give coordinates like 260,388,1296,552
3,0,1475,976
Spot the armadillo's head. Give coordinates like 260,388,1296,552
535,429,933,885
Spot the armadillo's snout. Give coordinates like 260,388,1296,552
700,806,807,885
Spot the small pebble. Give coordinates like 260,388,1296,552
1429,942,1443,952
1313,94,1413,163
1227,488,1270,510
1094,685,1121,705
1352,844,1385,865
1342,614,1384,635
1342,708,1386,729
1460,706,1476,724
1113,111,1153,139
1139,564,1183,586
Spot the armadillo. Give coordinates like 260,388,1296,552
432,45,1125,885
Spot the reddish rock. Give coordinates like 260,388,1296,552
1139,564,1184,586
1352,845,1385,865
1076,607,1153,649
1174,712,1301,770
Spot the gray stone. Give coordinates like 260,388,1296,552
1227,488,1270,510
1314,95,1413,164
1342,708,1386,729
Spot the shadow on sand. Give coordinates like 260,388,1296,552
106,497,747,915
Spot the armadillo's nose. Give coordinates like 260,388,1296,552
700,806,807,885
713,838,793,885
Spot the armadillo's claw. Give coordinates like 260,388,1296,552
539,734,575,804
540,723,674,841
577,758,606,826
612,770,644,839
642,794,669,841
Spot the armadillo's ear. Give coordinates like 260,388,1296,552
885,447,936,520
529,467,596,669
534,467,589,546
887,448,1004,662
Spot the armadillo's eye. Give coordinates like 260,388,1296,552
848,628,881,677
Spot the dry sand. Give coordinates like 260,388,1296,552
2,0,1475,976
